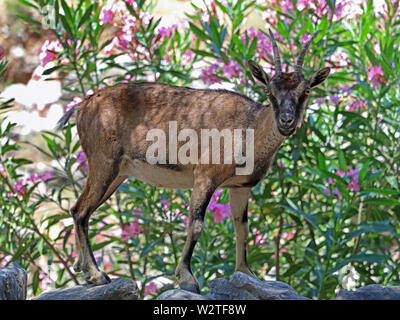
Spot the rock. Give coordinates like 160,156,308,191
32,278,138,300
0,266,28,300
208,272,309,300
157,273,308,300
157,289,209,300
336,285,400,300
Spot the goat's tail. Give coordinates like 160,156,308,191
55,106,78,131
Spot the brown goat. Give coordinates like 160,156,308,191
57,30,330,293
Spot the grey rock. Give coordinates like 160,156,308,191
336,284,400,300
208,272,309,300
0,266,28,300
32,278,138,300
157,289,208,300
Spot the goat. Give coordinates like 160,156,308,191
57,30,330,293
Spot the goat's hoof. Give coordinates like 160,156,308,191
179,282,200,294
84,271,111,286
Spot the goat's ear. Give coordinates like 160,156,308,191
309,67,330,88
248,60,270,86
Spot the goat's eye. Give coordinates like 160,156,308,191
305,88,310,95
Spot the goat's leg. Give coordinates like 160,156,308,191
71,163,124,285
175,179,215,293
229,187,256,277
71,175,126,274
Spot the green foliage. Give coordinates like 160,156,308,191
0,0,399,299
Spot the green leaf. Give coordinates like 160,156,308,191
77,4,94,29
189,22,209,41
16,14,41,26
338,150,347,171
140,238,163,258
330,253,389,273
317,151,327,171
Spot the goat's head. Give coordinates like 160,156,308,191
248,30,330,136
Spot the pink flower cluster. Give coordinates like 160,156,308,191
181,49,195,65
38,39,63,66
367,65,385,87
346,99,367,112
243,28,274,64
249,228,266,247
207,190,231,224
222,60,241,78
6,171,54,198
121,219,144,241
75,151,88,173
98,0,167,59
137,280,159,298
200,64,220,85
336,168,360,192
324,167,360,199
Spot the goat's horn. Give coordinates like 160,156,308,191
268,29,282,74
295,30,321,74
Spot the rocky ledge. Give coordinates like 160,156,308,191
1,266,400,300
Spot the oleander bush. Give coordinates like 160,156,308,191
0,0,399,299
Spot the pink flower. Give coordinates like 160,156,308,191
332,188,342,200
222,60,241,78
0,254,11,267
103,255,112,272
159,199,170,210
296,0,313,11
211,203,231,223
100,8,115,25
247,27,256,39
102,37,119,56
282,229,296,240
299,32,311,43
256,30,273,60
316,98,325,106
330,94,340,105
66,96,83,112
144,281,158,296
40,172,54,182
121,219,144,241
27,173,39,184
13,179,27,197
39,40,63,66
207,190,231,223
280,0,295,15
182,49,195,64
249,228,266,247
0,44,4,59
200,64,220,85
158,27,171,38
346,99,367,112
336,168,360,192
75,151,88,172
367,65,385,87
347,168,360,192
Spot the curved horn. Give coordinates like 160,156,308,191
268,29,282,74
295,30,321,74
